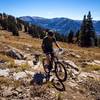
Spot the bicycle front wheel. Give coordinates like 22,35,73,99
55,62,67,82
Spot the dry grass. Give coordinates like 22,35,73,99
0,30,100,53
0,30,100,100
0,30,42,52
0,30,100,66
0,77,21,88
81,78,100,100
82,65,100,72
30,84,48,97
0,54,14,63
15,63,32,72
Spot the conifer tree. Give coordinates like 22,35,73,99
86,11,96,46
79,15,87,46
75,30,80,43
79,12,96,47
67,30,74,43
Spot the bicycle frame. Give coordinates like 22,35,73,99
43,50,67,82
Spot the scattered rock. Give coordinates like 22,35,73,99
12,90,18,96
14,60,34,67
0,68,10,77
27,61,34,67
26,47,30,51
6,49,24,60
3,87,13,97
33,61,42,69
94,60,100,66
67,80,78,87
15,87,22,94
0,60,6,64
63,60,79,72
78,71,100,81
25,70,35,76
80,59,100,66
24,53,34,60
14,60,27,66
69,52,81,58
13,72,27,80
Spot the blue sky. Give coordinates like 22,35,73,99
0,0,100,20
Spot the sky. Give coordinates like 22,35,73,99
0,0,100,20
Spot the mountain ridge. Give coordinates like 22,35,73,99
20,16,100,35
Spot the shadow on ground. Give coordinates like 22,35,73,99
30,72,65,91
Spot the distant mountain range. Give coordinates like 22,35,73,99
20,16,100,35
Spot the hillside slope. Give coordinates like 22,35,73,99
0,30,100,100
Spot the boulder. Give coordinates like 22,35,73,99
0,60,5,64
3,87,13,97
81,60,100,66
78,71,100,81
33,61,42,69
25,70,35,76
94,60,100,64
6,49,24,60
13,72,27,80
14,60,34,67
0,68,10,77
69,52,81,58
63,60,79,72
14,60,27,66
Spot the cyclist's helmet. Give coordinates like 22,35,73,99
48,30,54,37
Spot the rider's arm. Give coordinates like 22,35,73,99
53,38,61,49
55,42,61,49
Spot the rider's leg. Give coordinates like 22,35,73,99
50,52,55,71
46,54,52,71
45,54,51,72
44,54,51,81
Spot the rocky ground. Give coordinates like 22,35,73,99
0,30,100,100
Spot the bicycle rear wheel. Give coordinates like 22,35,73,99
55,62,67,82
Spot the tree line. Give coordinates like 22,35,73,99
0,12,66,41
65,11,100,47
0,13,19,36
0,12,100,47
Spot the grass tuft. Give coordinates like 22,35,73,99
82,65,100,72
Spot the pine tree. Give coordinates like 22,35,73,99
24,23,28,32
96,36,100,47
16,18,22,31
7,15,19,36
79,15,87,46
1,13,8,30
12,25,19,36
79,12,96,47
28,25,34,35
75,30,80,43
7,15,16,31
67,30,74,43
86,11,96,46
0,13,2,27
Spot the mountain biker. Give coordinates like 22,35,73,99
42,30,62,78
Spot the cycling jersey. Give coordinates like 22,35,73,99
42,36,56,53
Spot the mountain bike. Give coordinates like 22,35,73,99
42,49,67,82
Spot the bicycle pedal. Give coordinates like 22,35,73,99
51,69,55,72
